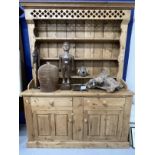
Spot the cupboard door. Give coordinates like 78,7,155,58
84,110,123,141
33,110,73,140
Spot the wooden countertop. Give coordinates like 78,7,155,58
21,88,134,97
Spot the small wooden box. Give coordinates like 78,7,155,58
21,1,134,148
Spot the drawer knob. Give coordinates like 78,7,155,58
49,101,54,106
84,118,88,123
103,100,107,104
68,118,73,123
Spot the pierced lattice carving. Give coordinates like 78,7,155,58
30,9,126,19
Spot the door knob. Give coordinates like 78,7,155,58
84,118,88,123
68,118,73,123
49,101,54,106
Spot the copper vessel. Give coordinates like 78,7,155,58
38,62,59,92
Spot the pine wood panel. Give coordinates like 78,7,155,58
23,5,132,148
75,43,84,58
75,21,85,38
73,97,83,140
39,43,48,58
105,114,118,136
33,110,73,140
48,43,58,58
47,20,57,37
55,114,68,136
56,20,67,38
84,110,124,141
23,97,34,141
93,61,103,75
117,19,130,80
103,43,112,59
104,22,114,39
94,21,104,38
37,114,50,136
88,115,100,136
67,20,75,38
85,20,94,38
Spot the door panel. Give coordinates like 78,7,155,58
55,114,68,136
84,110,123,141
33,110,72,140
88,115,100,136
105,115,119,136
37,115,50,136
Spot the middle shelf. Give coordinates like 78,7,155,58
40,57,118,61
35,37,120,43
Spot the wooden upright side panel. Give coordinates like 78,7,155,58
23,97,34,141
73,97,84,140
27,20,37,86
117,12,130,79
121,97,132,141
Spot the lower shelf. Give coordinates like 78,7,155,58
27,141,129,148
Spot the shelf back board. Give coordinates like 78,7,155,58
23,4,131,84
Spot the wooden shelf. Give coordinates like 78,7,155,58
40,58,118,61
59,75,116,79
36,37,120,43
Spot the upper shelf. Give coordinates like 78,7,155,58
40,57,118,61
36,37,120,43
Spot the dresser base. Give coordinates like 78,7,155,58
27,141,129,148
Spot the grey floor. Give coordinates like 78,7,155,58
19,125,135,155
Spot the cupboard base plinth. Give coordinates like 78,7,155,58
27,141,129,148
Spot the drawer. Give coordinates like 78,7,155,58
30,97,72,111
84,97,125,110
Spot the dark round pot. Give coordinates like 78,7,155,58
38,62,59,92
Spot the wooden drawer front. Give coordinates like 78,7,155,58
84,98,125,110
31,97,72,111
